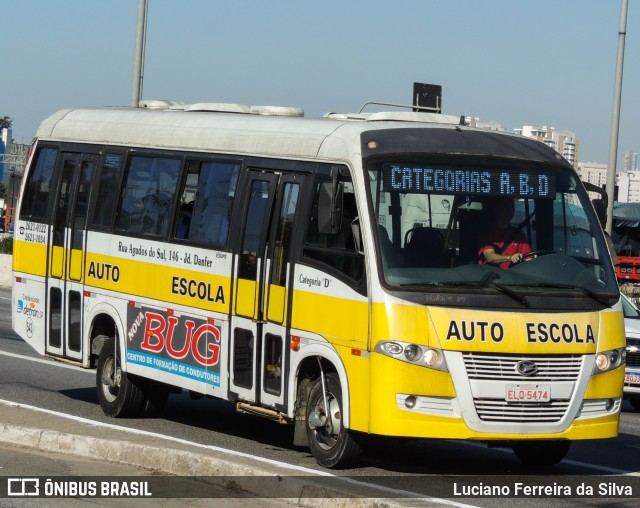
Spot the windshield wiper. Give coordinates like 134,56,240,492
484,280,530,308
529,282,611,306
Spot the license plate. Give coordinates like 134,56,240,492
506,384,551,402
625,372,640,385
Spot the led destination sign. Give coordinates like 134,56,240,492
384,165,556,198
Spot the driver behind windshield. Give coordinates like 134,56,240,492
478,198,532,270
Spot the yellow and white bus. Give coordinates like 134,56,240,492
13,102,625,467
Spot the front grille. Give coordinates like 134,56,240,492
627,338,640,367
463,352,583,381
474,399,570,422
462,352,582,423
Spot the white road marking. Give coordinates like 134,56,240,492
0,360,475,507
0,398,478,507
459,440,640,476
0,350,93,373
2,345,639,488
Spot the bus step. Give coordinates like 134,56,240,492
235,402,289,424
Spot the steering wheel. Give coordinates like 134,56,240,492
521,249,557,261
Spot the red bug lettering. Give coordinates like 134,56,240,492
166,320,194,359
141,312,166,352
191,324,221,366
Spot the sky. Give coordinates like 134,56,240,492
2,0,639,167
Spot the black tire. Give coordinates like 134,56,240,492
306,373,362,468
512,440,571,466
96,338,146,418
143,381,171,416
629,397,640,412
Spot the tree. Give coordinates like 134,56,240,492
0,116,13,130
0,183,6,199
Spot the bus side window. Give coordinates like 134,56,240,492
174,160,240,245
116,156,181,237
91,153,123,229
302,178,364,281
20,147,58,223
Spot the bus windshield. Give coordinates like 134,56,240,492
367,159,618,300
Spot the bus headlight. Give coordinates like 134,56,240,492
423,348,442,367
593,347,626,375
404,344,423,362
375,341,448,372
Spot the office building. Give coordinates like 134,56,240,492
617,171,640,203
624,151,638,173
514,125,580,167
577,162,608,189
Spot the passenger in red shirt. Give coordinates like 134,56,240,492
478,198,532,270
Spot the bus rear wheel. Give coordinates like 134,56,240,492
143,381,171,416
96,337,146,418
306,373,362,468
512,440,571,466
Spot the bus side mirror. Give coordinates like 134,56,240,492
592,198,607,228
582,181,608,228
351,217,364,255
318,181,343,235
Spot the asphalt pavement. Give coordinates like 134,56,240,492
0,274,444,507
0,391,438,507
0,440,283,508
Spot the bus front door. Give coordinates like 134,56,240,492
230,170,305,410
46,153,96,362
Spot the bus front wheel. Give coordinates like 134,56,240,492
96,337,146,418
306,373,362,468
512,440,571,466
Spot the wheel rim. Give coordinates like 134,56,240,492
100,355,121,403
310,391,343,451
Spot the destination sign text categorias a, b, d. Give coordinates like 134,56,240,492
384,165,556,198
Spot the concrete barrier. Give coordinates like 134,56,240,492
0,254,11,288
